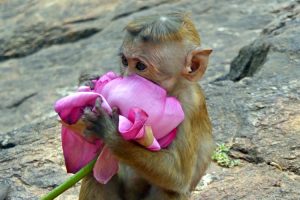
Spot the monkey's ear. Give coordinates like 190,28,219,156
182,48,212,81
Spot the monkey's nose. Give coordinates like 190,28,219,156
124,66,137,76
123,70,134,77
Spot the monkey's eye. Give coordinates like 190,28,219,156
136,62,147,71
121,55,128,67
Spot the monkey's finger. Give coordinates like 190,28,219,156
84,128,99,137
83,106,109,127
84,127,105,139
82,108,102,125
94,97,107,115
95,97,103,108
83,106,92,112
83,128,94,136
83,116,107,139
111,107,120,125
82,116,97,130
83,116,104,134
112,107,120,114
86,81,95,90
78,73,99,88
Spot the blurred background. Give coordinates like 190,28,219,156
0,0,299,199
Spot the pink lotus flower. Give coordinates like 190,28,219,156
54,72,184,184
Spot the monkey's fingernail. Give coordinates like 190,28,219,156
96,97,103,105
112,107,120,114
111,107,120,125
95,97,103,112
84,106,92,112
88,82,95,90
84,129,96,138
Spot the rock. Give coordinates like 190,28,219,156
0,184,9,200
0,119,67,199
216,39,270,81
194,163,300,200
230,137,264,164
0,0,299,199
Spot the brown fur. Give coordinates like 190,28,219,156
79,13,214,200
125,12,200,45
79,83,214,200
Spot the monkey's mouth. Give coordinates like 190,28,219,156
149,79,159,86
144,78,161,87
128,74,160,86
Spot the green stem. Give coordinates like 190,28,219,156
40,158,97,200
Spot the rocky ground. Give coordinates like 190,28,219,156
0,0,299,199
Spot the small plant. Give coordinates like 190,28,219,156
212,143,240,168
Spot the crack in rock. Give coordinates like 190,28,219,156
0,24,101,62
0,142,16,149
63,17,99,25
230,145,264,164
267,161,300,175
6,92,37,109
112,6,151,20
112,0,172,21
285,165,300,175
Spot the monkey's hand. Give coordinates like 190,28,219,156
82,97,119,140
78,73,100,90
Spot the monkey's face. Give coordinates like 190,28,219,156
119,41,187,93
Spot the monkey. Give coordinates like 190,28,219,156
78,12,214,200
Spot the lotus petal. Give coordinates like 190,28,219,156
118,108,148,140
55,92,99,124
93,145,119,184
61,127,103,173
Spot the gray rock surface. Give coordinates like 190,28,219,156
0,0,299,199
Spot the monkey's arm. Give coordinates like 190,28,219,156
83,100,199,193
108,133,196,193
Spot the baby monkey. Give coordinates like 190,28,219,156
79,13,214,200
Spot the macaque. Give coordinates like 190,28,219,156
79,13,214,200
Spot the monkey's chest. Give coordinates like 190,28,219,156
119,164,150,199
